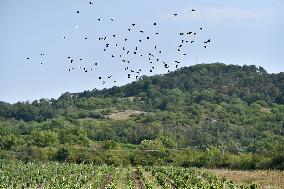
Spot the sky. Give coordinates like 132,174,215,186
0,0,283,103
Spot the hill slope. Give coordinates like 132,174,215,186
0,63,283,169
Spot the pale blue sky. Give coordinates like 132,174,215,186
0,0,283,103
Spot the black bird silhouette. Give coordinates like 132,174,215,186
174,13,178,16
76,11,80,14
110,18,114,21
27,57,30,60
204,39,211,43
89,2,93,5
153,23,157,25
97,19,101,21
132,24,136,26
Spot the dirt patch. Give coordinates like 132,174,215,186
100,175,113,189
167,178,177,189
133,171,145,189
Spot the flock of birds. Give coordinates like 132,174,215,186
26,1,212,85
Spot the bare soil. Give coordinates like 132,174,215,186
133,171,145,189
100,175,113,189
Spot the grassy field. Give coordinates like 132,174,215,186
206,169,284,189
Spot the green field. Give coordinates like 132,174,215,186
0,160,259,189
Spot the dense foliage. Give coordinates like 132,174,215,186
0,63,283,169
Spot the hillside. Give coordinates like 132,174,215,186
0,63,283,169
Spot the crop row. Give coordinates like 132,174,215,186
0,160,259,189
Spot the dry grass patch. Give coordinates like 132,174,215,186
206,169,284,189
108,110,145,120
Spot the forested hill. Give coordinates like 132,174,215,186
0,63,284,169
0,63,283,122
77,63,283,104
